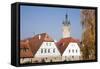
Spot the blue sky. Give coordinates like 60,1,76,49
20,5,82,41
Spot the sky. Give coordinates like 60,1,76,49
20,5,82,41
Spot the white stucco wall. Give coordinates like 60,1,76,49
62,42,81,61
62,25,71,38
34,42,61,58
62,42,80,56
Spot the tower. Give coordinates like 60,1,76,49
62,13,71,38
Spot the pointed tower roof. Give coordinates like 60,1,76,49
63,13,70,25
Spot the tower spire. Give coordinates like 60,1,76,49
65,13,68,20
62,12,71,38
63,12,70,25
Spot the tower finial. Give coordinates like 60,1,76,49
65,12,69,24
65,13,68,19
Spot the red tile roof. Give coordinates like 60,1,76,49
20,33,54,58
28,33,54,57
20,40,33,58
56,37,80,54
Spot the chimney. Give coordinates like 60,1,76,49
39,34,41,39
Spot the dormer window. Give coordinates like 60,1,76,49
24,48,29,52
26,48,29,52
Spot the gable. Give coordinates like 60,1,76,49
28,33,55,56
34,42,61,57
66,43,80,52
56,37,80,55
62,42,80,56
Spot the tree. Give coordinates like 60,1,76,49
80,9,96,60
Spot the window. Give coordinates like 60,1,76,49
46,42,51,46
48,49,50,53
46,43,48,46
45,49,47,53
76,50,77,53
41,49,43,53
72,56,74,59
49,43,51,46
26,48,29,52
24,48,29,52
69,50,70,53
46,43,51,46
72,49,74,53
53,49,55,53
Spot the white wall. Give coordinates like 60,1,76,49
34,42,61,57
0,0,99,69
62,43,80,56
62,25,71,38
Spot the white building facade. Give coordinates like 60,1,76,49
62,42,81,61
34,42,61,62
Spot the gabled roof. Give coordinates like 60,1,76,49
28,33,54,56
20,40,33,58
20,33,54,57
56,37,80,54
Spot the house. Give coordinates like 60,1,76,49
20,40,33,64
55,13,81,61
56,37,81,61
20,13,82,63
28,33,61,62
